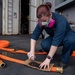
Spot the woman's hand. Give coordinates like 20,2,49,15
27,51,35,60
39,45,57,69
39,58,51,70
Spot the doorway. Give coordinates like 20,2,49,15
21,0,29,34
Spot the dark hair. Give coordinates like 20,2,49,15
45,2,52,9
36,4,51,19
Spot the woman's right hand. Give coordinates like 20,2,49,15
27,52,35,60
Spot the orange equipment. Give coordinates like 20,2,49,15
0,40,75,56
0,54,63,73
0,40,75,74
0,40,10,48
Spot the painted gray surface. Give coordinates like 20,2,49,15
55,0,62,6
62,5,75,23
55,0,75,24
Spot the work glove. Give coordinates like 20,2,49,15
27,52,36,60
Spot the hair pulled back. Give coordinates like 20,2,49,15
36,2,52,18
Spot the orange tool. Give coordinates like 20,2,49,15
0,54,63,73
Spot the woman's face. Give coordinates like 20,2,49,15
38,15,50,22
37,7,51,22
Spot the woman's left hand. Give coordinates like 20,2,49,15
39,58,51,70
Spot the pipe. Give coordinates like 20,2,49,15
0,59,5,68
0,54,24,65
1,47,75,56
51,67,63,73
0,40,75,55
0,48,15,53
15,50,47,54
0,40,47,54
0,48,47,55
0,54,63,73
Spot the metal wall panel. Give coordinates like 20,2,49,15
2,0,19,35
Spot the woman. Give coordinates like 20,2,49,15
27,2,75,69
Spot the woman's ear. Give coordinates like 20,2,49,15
50,12,52,18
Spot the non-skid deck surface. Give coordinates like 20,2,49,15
0,35,75,75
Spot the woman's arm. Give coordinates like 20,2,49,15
39,45,57,69
27,39,36,60
48,45,57,58
30,39,36,53
28,25,43,60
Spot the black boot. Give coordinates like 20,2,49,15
60,61,68,69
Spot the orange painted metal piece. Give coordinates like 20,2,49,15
0,40,75,56
0,48,47,55
71,51,75,56
51,67,56,72
15,50,47,54
0,54,63,73
0,40,64,73
0,40,47,54
51,67,63,73
0,54,24,65
1,47,75,56
0,48,15,53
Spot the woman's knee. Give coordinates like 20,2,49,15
41,40,51,52
41,36,52,52
67,38,75,45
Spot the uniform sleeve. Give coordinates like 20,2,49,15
31,24,43,40
52,17,67,46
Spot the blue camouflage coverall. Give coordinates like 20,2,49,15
31,12,75,64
